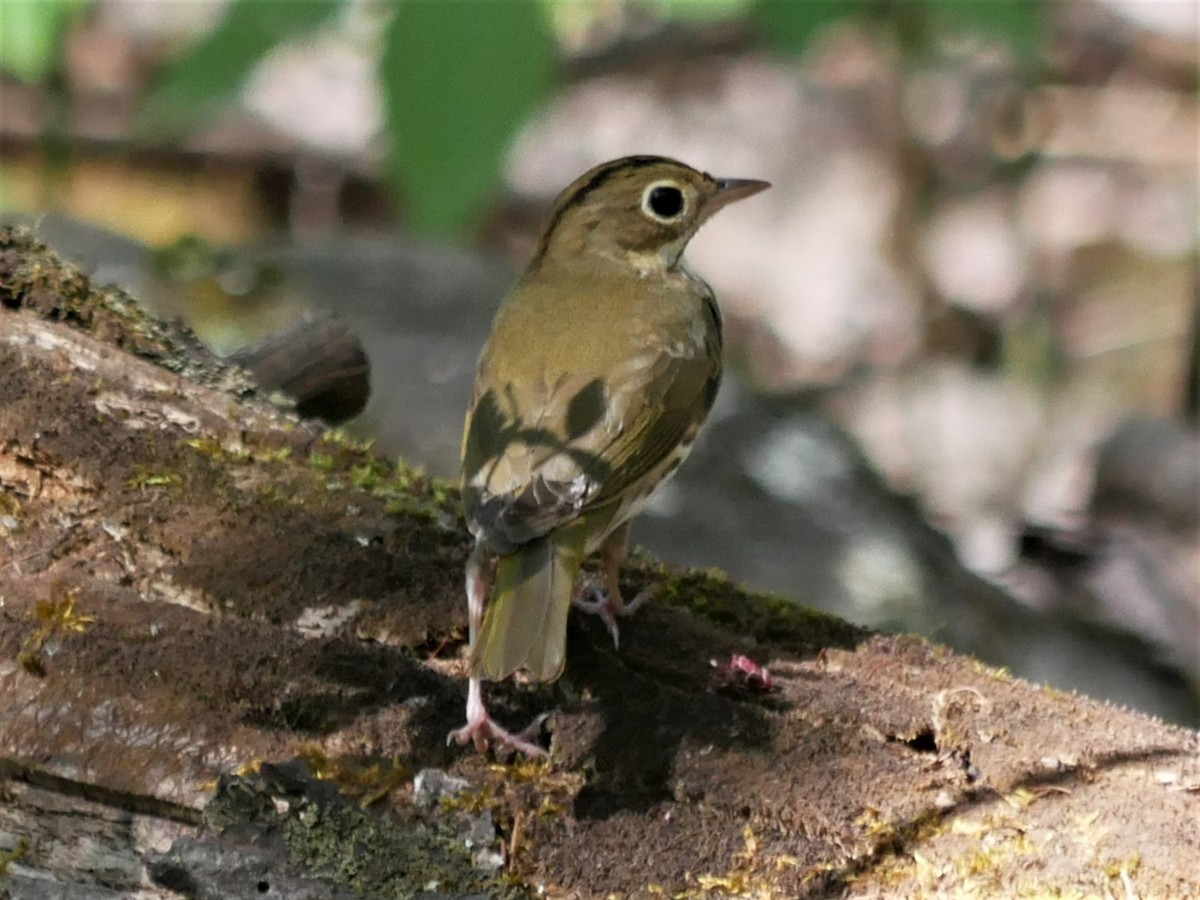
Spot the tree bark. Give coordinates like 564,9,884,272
1,227,1197,899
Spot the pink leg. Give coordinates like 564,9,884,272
571,522,649,649
447,544,547,756
449,677,547,757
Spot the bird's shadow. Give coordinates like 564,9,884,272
552,577,869,820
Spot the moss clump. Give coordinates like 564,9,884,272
304,430,460,526
0,838,28,875
0,491,21,539
645,564,867,654
125,465,185,491
293,743,412,809
0,491,21,519
203,761,526,900
18,587,96,676
439,760,585,876
0,226,253,392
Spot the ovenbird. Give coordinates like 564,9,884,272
450,155,769,755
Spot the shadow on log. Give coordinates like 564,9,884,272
1,227,1197,899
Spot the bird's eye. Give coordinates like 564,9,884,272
642,182,685,221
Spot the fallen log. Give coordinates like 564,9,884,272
1,227,1196,899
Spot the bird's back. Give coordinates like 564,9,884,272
461,267,720,554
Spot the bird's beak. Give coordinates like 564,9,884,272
701,177,771,221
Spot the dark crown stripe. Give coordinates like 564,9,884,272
528,155,673,269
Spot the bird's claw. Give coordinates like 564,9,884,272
448,710,549,757
572,584,650,650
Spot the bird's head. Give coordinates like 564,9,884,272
529,155,769,276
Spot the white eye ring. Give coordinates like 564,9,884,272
641,180,687,222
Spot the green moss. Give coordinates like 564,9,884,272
18,590,95,676
349,459,392,492
302,432,461,525
203,765,527,899
0,490,21,519
281,799,487,897
969,658,1013,681
183,437,251,464
645,564,865,653
309,452,336,472
1104,853,1141,881
437,760,583,877
0,838,28,875
255,446,293,463
125,465,185,491
0,226,255,392
293,743,412,809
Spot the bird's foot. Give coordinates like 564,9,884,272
448,710,549,758
572,583,650,650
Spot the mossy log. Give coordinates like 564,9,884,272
1,227,1197,900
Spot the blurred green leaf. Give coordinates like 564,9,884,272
928,0,1044,55
0,0,90,83
643,0,757,23
138,0,341,135
750,0,861,55
382,0,556,236
752,0,1045,58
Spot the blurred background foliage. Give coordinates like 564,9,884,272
3,0,1047,236
0,0,1197,724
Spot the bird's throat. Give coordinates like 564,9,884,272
612,238,688,279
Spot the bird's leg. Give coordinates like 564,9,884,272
451,678,548,758
572,521,649,649
466,543,492,647
447,544,547,756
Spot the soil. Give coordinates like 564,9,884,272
1,227,1197,899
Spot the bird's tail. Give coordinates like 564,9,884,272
470,523,587,683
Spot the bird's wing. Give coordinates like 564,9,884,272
462,323,719,554
585,344,718,505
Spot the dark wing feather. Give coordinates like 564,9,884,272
462,346,718,554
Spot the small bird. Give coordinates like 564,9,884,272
449,155,769,755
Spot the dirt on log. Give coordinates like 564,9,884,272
0,227,1197,900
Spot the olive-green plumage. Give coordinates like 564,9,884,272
452,155,768,753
